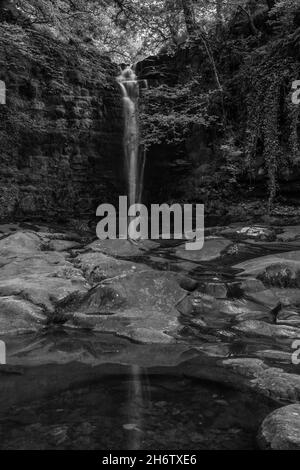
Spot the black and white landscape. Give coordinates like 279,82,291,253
0,0,300,452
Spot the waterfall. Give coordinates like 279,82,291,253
117,67,146,207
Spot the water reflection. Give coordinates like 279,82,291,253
0,373,276,450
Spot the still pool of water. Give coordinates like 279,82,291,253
0,372,276,450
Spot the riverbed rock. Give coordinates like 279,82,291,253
75,251,146,285
221,358,300,401
175,238,231,262
271,288,300,308
177,291,274,330
197,281,228,298
240,278,266,294
220,225,276,241
0,231,185,341
87,238,158,257
179,356,300,402
254,349,293,363
238,278,281,311
47,239,81,252
234,251,300,285
258,405,300,449
277,226,300,242
0,258,88,313
60,269,185,343
0,231,89,332
178,276,199,292
276,309,300,327
233,320,300,340
0,231,42,258
0,296,45,335
0,224,20,234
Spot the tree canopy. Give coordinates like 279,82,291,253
1,1,299,62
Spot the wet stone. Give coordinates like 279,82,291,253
233,320,300,340
258,405,300,450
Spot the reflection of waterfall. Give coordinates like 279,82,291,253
125,365,149,450
117,67,147,207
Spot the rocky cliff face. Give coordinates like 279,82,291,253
0,23,124,221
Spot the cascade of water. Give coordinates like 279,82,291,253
117,67,147,207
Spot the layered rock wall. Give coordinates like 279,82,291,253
0,23,124,220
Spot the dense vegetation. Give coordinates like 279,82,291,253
1,0,300,214
137,1,300,212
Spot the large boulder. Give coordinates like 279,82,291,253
59,269,185,343
258,405,300,450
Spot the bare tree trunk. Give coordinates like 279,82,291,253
181,1,222,93
181,0,196,36
238,5,260,36
199,32,222,91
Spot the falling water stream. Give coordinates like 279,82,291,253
117,67,147,207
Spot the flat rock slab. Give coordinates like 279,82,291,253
75,251,147,284
175,238,231,262
234,251,300,278
254,349,293,363
87,239,159,257
271,288,300,308
258,404,300,449
0,224,20,234
47,239,81,251
277,226,300,242
62,269,185,343
277,309,300,327
233,320,300,341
